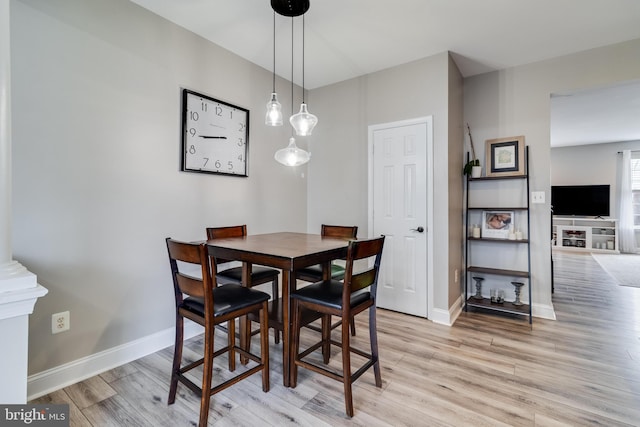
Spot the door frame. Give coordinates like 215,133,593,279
367,116,434,319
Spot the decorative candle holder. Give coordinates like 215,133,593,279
497,290,505,304
472,277,484,300
511,281,525,306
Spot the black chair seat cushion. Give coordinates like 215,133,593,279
181,285,270,317
216,266,279,284
297,263,346,280
291,280,371,311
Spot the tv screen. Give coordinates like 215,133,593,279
551,185,610,217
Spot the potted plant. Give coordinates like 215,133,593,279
463,123,482,177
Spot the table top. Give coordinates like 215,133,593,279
206,232,351,271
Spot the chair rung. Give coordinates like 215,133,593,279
176,374,203,397
351,359,374,383
295,359,343,382
210,364,264,395
298,341,324,359
234,346,262,364
179,357,205,374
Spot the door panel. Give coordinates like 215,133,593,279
373,122,428,317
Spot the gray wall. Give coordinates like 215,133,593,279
12,0,307,374
465,39,640,317
307,52,465,318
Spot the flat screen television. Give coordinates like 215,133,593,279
551,185,610,217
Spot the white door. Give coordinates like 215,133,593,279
369,119,430,317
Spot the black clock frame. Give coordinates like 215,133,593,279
180,88,250,177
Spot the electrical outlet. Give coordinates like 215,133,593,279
52,311,70,334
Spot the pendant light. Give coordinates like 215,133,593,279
289,14,317,136
265,11,283,126
275,16,311,166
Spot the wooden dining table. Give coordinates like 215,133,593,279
206,231,351,387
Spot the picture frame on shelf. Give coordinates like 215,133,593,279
485,136,525,177
482,210,514,239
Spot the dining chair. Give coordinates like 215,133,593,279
166,238,270,427
290,236,385,418
206,225,281,343
296,224,358,336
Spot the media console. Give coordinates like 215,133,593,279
552,217,619,253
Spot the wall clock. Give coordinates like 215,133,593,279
181,88,249,177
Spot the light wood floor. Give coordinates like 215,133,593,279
32,252,640,426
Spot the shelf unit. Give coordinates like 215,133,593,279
552,217,618,252
464,146,532,323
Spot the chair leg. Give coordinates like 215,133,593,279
369,307,382,387
228,318,236,372
260,301,270,392
291,298,302,388
199,320,215,427
272,278,280,344
350,315,356,336
341,314,354,418
322,314,331,364
168,315,183,405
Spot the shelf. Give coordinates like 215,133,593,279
468,237,529,243
553,217,618,252
464,146,532,325
465,297,530,316
468,175,527,182
467,206,528,211
467,266,529,278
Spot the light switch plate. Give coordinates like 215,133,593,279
531,191,545,204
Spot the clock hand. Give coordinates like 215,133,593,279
199,135,228,139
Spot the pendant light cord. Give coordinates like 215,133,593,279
291,16,294,136
272,11,276,92
302,14,305,103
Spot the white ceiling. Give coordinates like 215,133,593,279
130,0,640,146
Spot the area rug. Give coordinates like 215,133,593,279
591,253,640,288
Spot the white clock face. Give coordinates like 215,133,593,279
181,89,249,176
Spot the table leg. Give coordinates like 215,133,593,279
239,262,252,365
282,269,292,387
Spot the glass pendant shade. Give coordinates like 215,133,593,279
274,137,311,166
265,92,283,126
290,103,318,136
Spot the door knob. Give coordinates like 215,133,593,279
411,226,425,233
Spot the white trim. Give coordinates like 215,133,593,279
430,294,463,326
27,322,203,400
367,116,434,320
532,302,557,320
0,284,47,321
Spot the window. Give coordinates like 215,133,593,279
632,155,640,226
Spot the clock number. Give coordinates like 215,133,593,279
189,145,196,155
228,161,233,170
202,157,209,167
215,160,221,169
237,154,243,161
201,102,208,112
215,106,223,116
238,123,245,132
237,138,244,146
189,128,196,137
190,111,199,121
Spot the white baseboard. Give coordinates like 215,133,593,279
430,295,463,326
532,302,557,320
27,322,203,401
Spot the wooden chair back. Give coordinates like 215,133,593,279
321,224,358,239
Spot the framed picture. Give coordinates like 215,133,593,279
482,211,514,239
485,136,525,177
